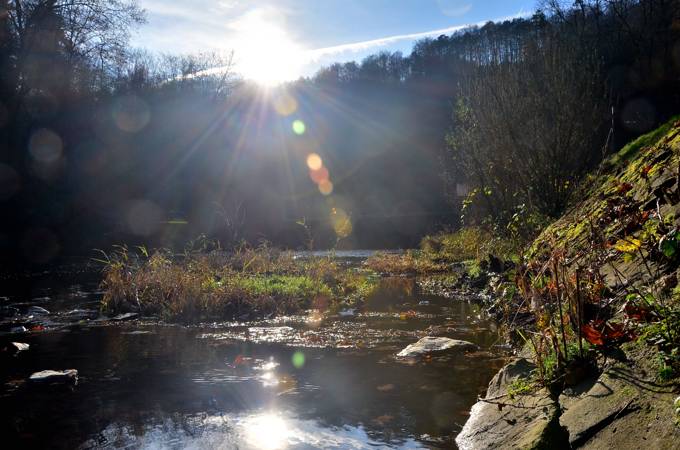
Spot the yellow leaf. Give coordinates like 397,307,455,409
614,238,642,253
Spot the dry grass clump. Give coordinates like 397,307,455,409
422,227,520,263
98,244,377,322
365,227,521,276
364,251,447,274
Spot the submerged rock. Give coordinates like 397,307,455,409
338,309,356,317
397,336,477,357
0,305,19,318
29,369,78,385
111,312,138,321
28,306,50,315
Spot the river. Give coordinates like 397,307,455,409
1,258,507,449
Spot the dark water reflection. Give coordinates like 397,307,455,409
1,270,506,449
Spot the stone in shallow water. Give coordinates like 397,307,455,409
29,369,78,384
397,336,477,357
111,312,138,321
28,306,50,315
338,309,355,317
10,342,29,353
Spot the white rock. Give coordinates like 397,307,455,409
397,336,478,357
111,312,138,321
10,342,29,352
338,309,355,317
29,369,78,384
28,306,50,315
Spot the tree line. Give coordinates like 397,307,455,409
0,0,679,267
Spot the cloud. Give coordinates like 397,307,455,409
137,2,530,80
306,24,465,59
306,12,526,61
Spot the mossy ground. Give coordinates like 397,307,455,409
520,116,680,384
365,227,520,277
528,115,680,264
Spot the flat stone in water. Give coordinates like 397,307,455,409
111,313,138,321
28,306,50,315
397,336,478,357
10,342,29,353
29,369,78,384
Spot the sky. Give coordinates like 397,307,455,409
132,0,537,83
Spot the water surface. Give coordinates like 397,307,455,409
1,267,506,449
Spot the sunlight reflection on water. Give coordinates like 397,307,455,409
84,411,425,449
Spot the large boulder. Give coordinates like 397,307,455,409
456,358,567,450
397,336,478,357
558,344,680,449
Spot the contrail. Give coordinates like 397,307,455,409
185,10,530,80
305,11,529,60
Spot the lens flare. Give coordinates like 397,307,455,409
112,95,150,133
330,207,352,238
28,129,62,164
306,153,322,171
28,128,64,181
292,351,305,369
292,120,306,135
318,180,333,195
309,166,329,184
273,91,298,116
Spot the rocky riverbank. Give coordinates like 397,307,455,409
457,342,680,449
455,117,680,449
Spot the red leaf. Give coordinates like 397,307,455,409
624,303,651,322
582,323,605,346
603,322,625,340
616,183,633,194
641,165,652,179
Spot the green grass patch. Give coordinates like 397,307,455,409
231,274,331,298
99,244,378,322
364,250,447,274
609,114,680,166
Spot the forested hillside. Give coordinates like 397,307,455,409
1,0,679,267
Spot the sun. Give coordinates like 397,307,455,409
232,14,306,86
